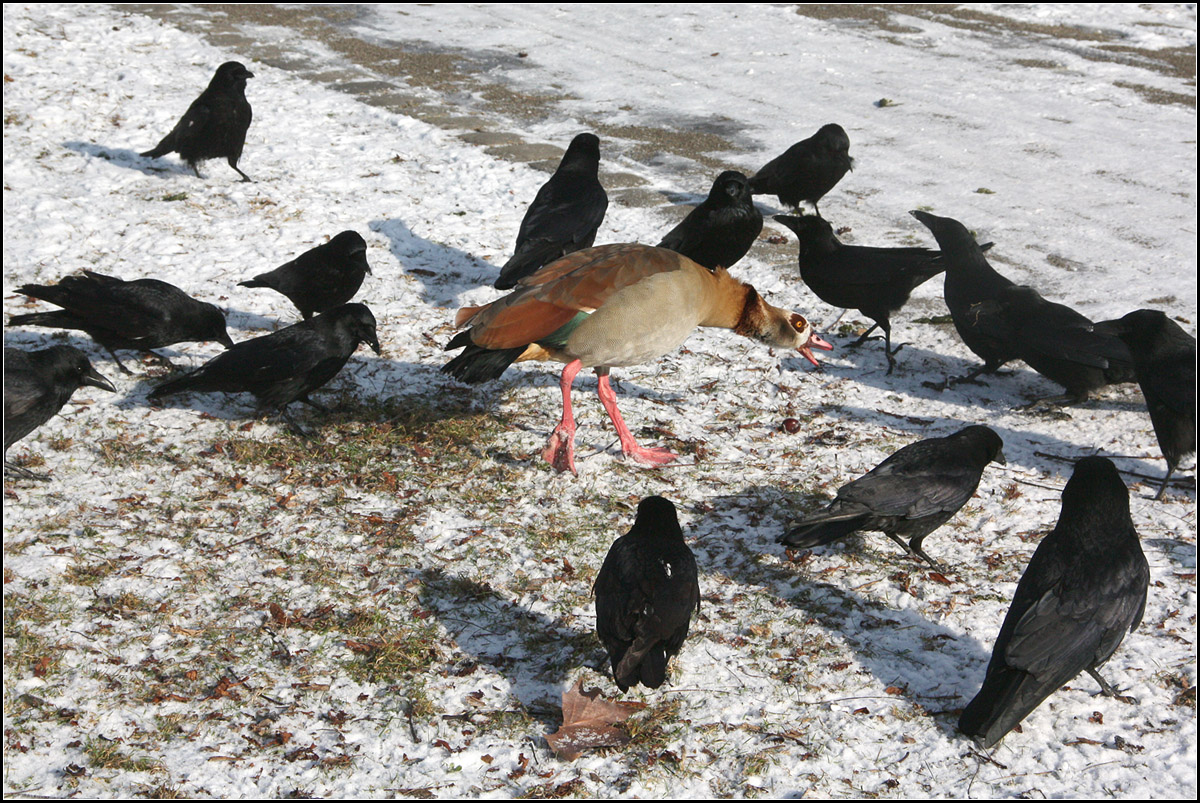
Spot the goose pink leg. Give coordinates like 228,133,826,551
596,371,677,467
543,359,583,474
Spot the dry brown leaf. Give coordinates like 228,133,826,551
545,679,646,760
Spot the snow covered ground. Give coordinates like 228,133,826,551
3,3,1195,798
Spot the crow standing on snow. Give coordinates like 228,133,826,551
959,456,1149,748
657,170,763,271
239,231,371,319
4,346,115,480
910,210,1132,405
779,425,1005,570
1094,309,1196,499
140,61,255,182
8,271,235,374
148,303,380,433
494,133,608,290
594,496,700,692
748,123,854,218
774,214,946,373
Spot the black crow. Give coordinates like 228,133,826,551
910,210,1133,404
594,496,700,691
775,214,946,373
140,61,254,182
657,170,763,271
148,303,381,432
239,231,371,319
494,133,608,290
1094,309,1196,499
5,346,115,480
780,425,1005,570
748,123,853,218
959,456,1149,748
8,271,235,374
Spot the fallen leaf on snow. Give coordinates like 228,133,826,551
545,679,646,760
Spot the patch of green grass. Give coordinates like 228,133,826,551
625,696,685,752
3,619,65,682
152,713,189,739
211,396,507,494
339,607,443,687
62,557,116,588
96,432,165,467
83,736,163,773
136,781,188,798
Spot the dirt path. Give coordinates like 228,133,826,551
114,4,1195,206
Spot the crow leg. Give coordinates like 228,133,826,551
229,159,253,182
905,535,944,572
954,364,995,386
104,346,135,375
884,532,943,571
279,407,315,439
848,322,881,348
1087,667,1138,704
4,460,49,481
144,350,178,372
1154,463,1176,501
928,362,1006,391
298,395,330,413
880,322,903,375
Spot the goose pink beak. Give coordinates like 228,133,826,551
799,333,834,367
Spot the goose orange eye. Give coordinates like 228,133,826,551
793,316,808,331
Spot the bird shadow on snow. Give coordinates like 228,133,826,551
823,391,1180,500
218,306,298,336
125,353,446,424
1,331,223,386
691,490,993,738
62,141,191,179
369,216,501,308
802,335,1148,415
396,564,602,731
778,346,1174,490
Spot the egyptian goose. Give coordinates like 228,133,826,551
444,243,832,473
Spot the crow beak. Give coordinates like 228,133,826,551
995,448,1007,466
219,332,236,349
84,368,116,393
